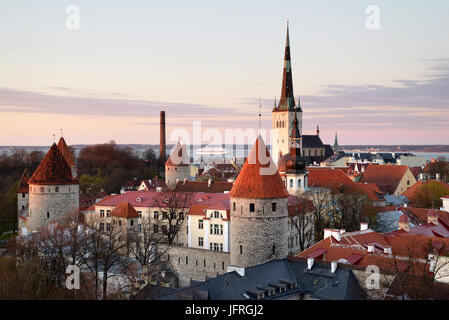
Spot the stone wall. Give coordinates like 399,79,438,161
230,197,288,268
162,245,231,287
165,165,190,189
28,184,79,232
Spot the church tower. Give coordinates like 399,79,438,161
285,111,308,194
26,143,79,233
229,136,289,268
165,141,190,189
272,23,303,166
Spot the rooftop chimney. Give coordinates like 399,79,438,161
428,211,439,225
360,222,368,231
384,247,392,255
324,229,341,241
367,245,374,253
330,261,337,273
398,214,410,232
208,178,212,187
160,111,166,164
307,258,314,270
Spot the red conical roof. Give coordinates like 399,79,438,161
57,137,76,167
17,169,30,193
111,202,139,219
29,143,79,185
230,136,288,199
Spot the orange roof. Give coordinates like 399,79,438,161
110,202,139,218
174,180,233,193
29,143,79,185
402,180,449,201
359,165,410,194
356,183,384,201
165,141,189,166
230,136,288,199
57,137,76,167
401,206,449,226
308,168,365,194
17,169,30,193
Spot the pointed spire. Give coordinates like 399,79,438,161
29,143,78,185
316,124,320,136
17,169,30,193
277,22,295,111
57,137,76,167
230,136,288,199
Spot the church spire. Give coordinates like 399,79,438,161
277,22,295,111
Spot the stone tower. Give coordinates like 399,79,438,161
165,141,190,189
285,110,308,194
229,136,289,268
272,23,302,166
17,169,30,219
26,143,79,233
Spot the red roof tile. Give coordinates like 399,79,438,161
308,168,365,194
17,169,30,193
230,136,288,199
29,143,79,185
356,183,385,201
359,165,410,194
174,180,233,193
402,180,449,202
57,137,76,167
110,202,139,218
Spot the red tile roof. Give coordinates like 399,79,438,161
308,168,365,194
110,202,139,218
29,143,79,185
230,136,288,199
57,137,76,167
356,183,384,201
359,165,410,194
402,180,449,202
400,206,449,226
17,169,30,193
174,180,233,193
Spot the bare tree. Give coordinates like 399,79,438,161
303,188,332,242
289,195,315,252
154,189,191,245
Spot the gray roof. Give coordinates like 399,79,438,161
302,135,325,149
153,258,366,300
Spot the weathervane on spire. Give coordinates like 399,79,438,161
60,128,63,137
52,134,56,143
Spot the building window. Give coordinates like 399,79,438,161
289,179,293,188
222,262,225,270
130,220,134,226
106,223,111,231
137,211,142,218
100,223,104,231
298,179,301,188
55,187,59,193
162,225,167,234
407,180,410,185
163,212,168,219
153,225,158,234
214,224,219,235
220,243,223,251
272,202,276,212
233,202,236,211
154,211,159,219
273,244,276,255
47,212,50,219
210,243,213,250
100,210,104,217
138,224,142,232
249,203,255,212
106,210,111,217
198,237,203,247
40,187,44,193
240,245,243,254
220,224,223,235
22,205,25,210
213,211,220,218
198,219,203,229
186,256,188,264
119,220,122,226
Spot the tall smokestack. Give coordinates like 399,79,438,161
160,110,166,164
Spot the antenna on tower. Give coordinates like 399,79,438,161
60,128,63,137
52,134,56,143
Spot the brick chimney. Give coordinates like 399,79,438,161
427,211,438,225
160,110,166,164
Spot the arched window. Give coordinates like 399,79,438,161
289,179,293,188
273,243,276,255
298,179,301,188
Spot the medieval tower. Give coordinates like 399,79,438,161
165,140,190,189
272,23,303,166
229,136,289,268
26,143,79,233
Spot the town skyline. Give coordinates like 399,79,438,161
1,1,449,146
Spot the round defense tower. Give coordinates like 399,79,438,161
27,143,79,233
165,141,190,189
230,136,289,268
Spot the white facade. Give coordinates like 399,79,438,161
272,110,302,165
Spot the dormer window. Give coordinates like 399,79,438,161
136,197,142,202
